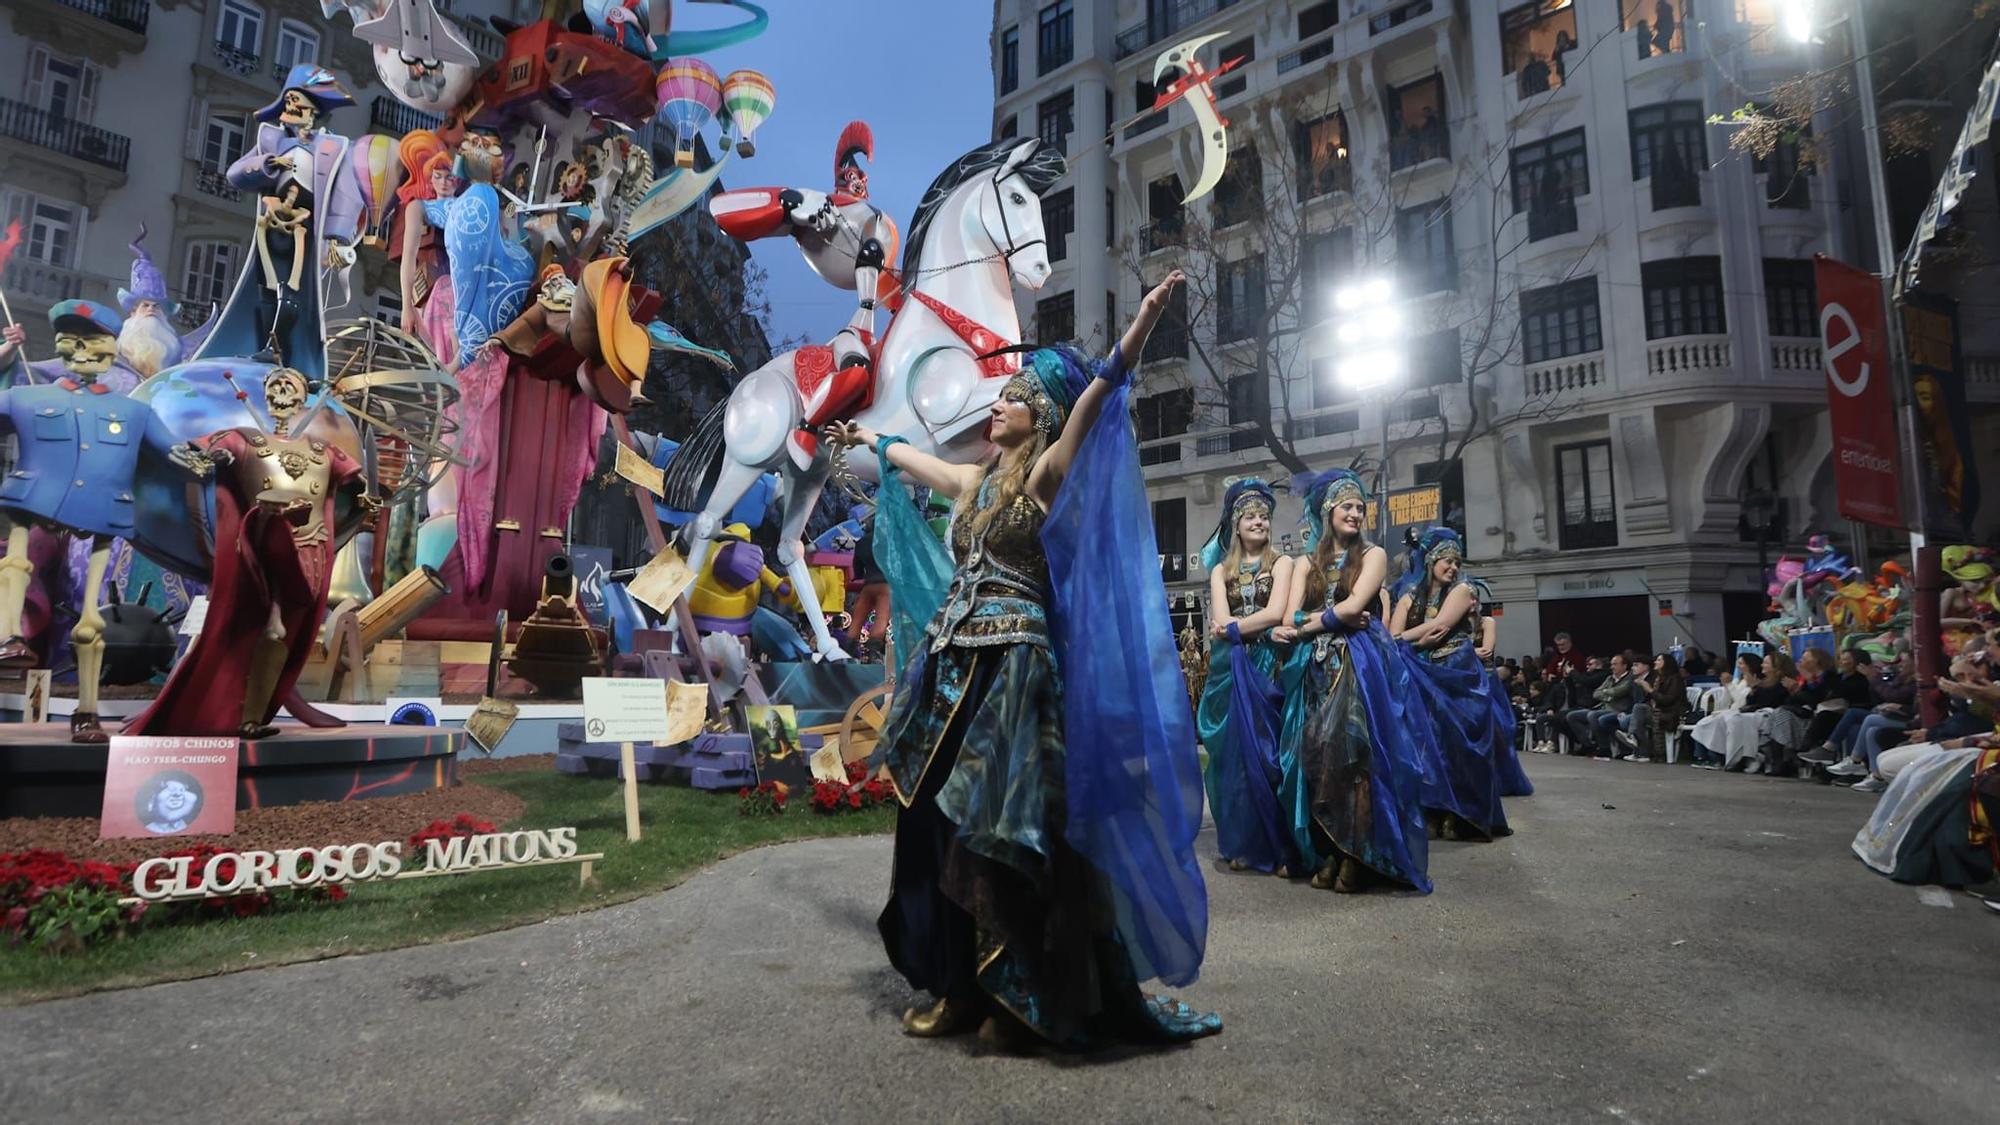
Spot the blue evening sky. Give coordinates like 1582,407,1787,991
672,1,998,348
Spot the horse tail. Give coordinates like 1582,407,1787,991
660,399,728,514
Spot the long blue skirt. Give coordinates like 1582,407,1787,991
1277,622,1434,892
1197,638,1291,872
1401,643,1515,839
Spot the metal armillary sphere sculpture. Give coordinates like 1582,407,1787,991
322,316,464,503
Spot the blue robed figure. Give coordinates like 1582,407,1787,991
1194,478,1295,875
1388,527,1518,841
1274,469,1437,894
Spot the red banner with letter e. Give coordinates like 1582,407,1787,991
1813,255,1903,528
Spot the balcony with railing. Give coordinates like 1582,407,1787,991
211,40,261,77
48,0,149,33
371,96,444,136
2,258,120,309
0,98,130,173
1123,109,1170,140
1278,33,1336,75
460,19,505,60
1525,352,1604,398
174,291,221,333
1113,0,1240,60
1369,0,1436,36
1967,354,2000,402
1650,166,1701,210
1768,337,1820,374
1646,334,1732,377
193,166,242,202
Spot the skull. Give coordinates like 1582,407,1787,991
264,367,309,431
53,330,118,380
279,89,319,132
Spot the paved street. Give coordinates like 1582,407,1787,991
3,757,1995,1125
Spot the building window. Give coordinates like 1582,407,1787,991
201,112,247,174
1754,121,1812,209
1763,258,1816,338
1622,0,1687,57
1226,373,1262,451
1630,101,1704,208
26,48,101,126
997,114,1019,141
183,240,240,306
1153,498,1188,582
999,25,1019,94
1302,227,1352,322
1295,357,1361,439
1294,111,1352,199
1299,1,1339,39
1511,127,1588,240
1213,144,1262,227
1037,0,1073,74
1216,37,1253,100
216,0,264,54
374,290,403,325
275,21,319,71
1501,0,1579,96
8,195,82,269
1386,75,1448,169
1042,187,1074,262
1105,290,1116,344
1520,278,1602,363
1035,289,1075,343
1146,175,1185,251
1557,440,1617,549
1129,75,1169,135
1105,188,1116,248
1217,255,1266,343
1142,274,1189,362
1396,201,1456,293
1037,89,1074,154
1137,389,1193,465
1641,257,1726,339
1370,0,1435,35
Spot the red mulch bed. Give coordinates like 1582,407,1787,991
0,755,557,866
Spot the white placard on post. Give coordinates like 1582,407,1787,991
581,677,671,744
178,596,210,637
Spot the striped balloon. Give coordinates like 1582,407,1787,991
348,133,405,245
719,69,774,158
655,57,722,168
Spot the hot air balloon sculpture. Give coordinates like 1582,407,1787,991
656,57,721,168
719,69,774,157
349,133,406,246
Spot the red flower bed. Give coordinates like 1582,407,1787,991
408,813,498,854
809,761,894,815
738,780,789,816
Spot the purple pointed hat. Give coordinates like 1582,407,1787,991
116,224,175,314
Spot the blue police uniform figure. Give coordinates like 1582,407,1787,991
0,299,159,742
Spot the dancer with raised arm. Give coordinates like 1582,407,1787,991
828,272,1218,1050
1197,478,1295,875
1271,470,1436,894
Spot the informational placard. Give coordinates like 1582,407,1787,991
178,596,211,637
615,441,666,497
626,547,696,614
100,736,240,840
581,677,671,744
662,678,707,745
22,669,50,725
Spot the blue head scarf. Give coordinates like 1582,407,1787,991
1005,344,1095,438
1198,477,1277,572
1393,525,1466,604
1293,468,1369,550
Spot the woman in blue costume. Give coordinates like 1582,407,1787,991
1196,478,1296,875
1389,528,1515,841
1270,470,1435,894
830,272,1217,1050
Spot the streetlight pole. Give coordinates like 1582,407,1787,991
1331,276,1405,543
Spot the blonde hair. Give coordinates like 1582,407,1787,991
954,433,1046,542
1218,505,1278,579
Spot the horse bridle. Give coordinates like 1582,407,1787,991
986,169,1044,263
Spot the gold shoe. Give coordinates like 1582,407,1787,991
1333,857,1364,894
1309,859,1339,890
1441,818,1462,842
901,995,978,1038
1273,865,1290,879
1228,858,1249,872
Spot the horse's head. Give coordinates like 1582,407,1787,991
976,139,1065,291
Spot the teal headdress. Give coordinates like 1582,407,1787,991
1293,469,1369,549
1002,344,1094,438
1392,525,1467,603
1197,477,1277,571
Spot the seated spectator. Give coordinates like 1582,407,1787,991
1692,653,1786,771
1682,647,1714,679
1826,654,1916,788
1544,632,1581,682
1764,647,1839,777
1565,652,1638,760
1619,652,1687,762
1852,730,1999,886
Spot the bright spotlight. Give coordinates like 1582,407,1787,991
1780,0,1815,42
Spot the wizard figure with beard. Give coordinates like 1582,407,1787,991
116,226,215,378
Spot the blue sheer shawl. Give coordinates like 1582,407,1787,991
872,442,953,681
1043,380,1210,988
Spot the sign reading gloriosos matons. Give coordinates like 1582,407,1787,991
123,827,604,904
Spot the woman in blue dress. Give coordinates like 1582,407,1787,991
1389,528,1515,841
833,272,1218,1050
1271,470,1435,894
1196,478,1295,875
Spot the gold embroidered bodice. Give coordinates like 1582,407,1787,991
947,480,1050,591
1420,581,1480,661
1226,560,1274,616
931,473,1051,652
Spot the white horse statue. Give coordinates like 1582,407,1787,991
664,137,1067,659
